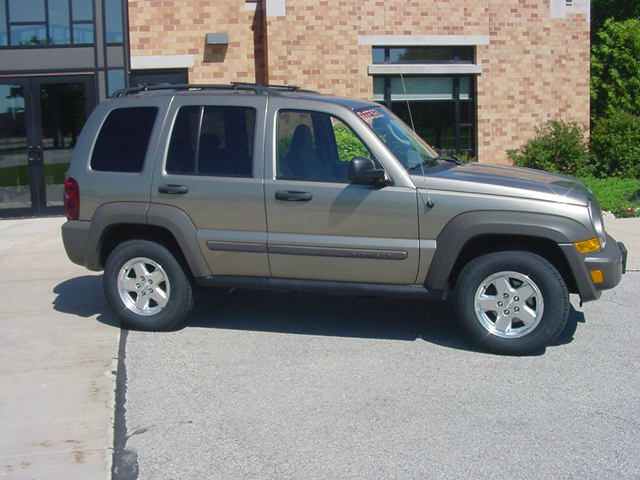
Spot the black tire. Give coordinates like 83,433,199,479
453,251,569,355
104,240,193,331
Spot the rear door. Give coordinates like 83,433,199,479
151,94,269,277
264,99,420,285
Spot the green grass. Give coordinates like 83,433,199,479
0,163,69,187
578,176,640,217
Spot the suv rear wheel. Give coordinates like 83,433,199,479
104,240,193,331
453,251,569,355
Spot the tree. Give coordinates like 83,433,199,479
591,19,640,118
591,0,640,35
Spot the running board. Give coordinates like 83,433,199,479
195,275,441,299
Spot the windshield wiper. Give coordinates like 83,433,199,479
438,155,464,165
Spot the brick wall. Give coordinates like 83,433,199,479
129,0,590,164
128,0,265,83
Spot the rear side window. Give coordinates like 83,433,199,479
91,107,158,172
166,105,255,177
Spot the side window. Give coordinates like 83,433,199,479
276,110,373,182
91,107,158,172
166,105,255,177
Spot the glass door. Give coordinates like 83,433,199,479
0,75,94,217
34,77,94,212
0,79,33,215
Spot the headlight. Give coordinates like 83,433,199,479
588,201,606,250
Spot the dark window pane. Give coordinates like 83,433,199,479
130,69,188,86
9,24,46,46
72,23,94,44
71,0,92,21
39,82,87,206
48,0,71,44
0,0,7,46
166,106,255,177
277,110,371,182
391,101,456,151
8,0,45,22
460,126,474,152
105,0,123,43
460,100,473,125
388,46,473,64
372,47,385,64
91,107,157,172
198,106,255,177
166,106,200,174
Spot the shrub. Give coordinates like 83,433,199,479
579,176,640,217
334,124,370,162
590,111,640,179
506,120,592,176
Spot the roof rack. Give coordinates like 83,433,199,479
110,82,319,98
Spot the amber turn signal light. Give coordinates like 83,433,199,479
590,270,604,284
574,237,600,253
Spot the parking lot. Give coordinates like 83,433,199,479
2,217,640,479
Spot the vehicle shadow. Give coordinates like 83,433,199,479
52,275,585,354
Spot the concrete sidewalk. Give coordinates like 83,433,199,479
605,217,640,270
0,217,118,479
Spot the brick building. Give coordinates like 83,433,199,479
0,0,590,217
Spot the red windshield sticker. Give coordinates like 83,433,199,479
357,109,384,121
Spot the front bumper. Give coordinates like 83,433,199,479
561,234,626,302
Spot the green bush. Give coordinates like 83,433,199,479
334,124,370,162
590,111,640,179
579,176,640,217
506,120,592,176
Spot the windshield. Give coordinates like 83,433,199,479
355,105,440,171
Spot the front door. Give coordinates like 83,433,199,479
264,103,420,285
0,76,94,217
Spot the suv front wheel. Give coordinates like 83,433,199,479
104,240,193,331
453,251,570,355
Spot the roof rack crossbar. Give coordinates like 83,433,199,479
111,82,318,98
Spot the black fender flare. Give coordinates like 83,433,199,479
424,210,593,291
85,202,211,278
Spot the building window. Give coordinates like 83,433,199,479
129,69,189,87
371,46,476,157
372,46,474,64
0,0,95,47
104,0,123,44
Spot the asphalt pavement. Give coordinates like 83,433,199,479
119,274,640,480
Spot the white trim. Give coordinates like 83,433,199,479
358,35,490,46
130,55,195,70
266,0,286,17
567,0,590,22
550,0,566,19
244,2,257,11
368,64,483,75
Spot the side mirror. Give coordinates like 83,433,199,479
348,157,389,186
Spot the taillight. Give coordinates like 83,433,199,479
64,177,80,220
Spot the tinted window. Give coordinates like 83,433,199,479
105,0,123,43
166,105,255,177
277,110,373,182
91,107,157,172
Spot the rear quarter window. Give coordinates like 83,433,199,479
90,107,158,172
